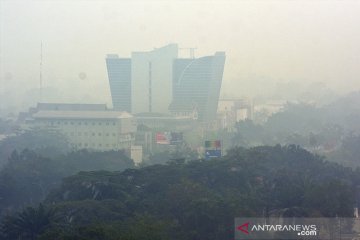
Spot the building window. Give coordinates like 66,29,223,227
98,122,102,126
106,133,109,136
112,133,116,137
78,132,82,136
84,132,88,136
113,122,116,126
92,132,95,136
70,122,74,125
106,122,109,126
98,133,102,136
78,122,82,125
99,143,102,147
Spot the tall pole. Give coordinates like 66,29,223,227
148,61,152,112
40,41,43,102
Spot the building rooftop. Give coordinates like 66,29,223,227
135,112,193,120
106,54,119,58
32,110,133,120
168,100,196,112
36,103,108,111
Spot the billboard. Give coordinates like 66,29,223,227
156,132,183,145
204,140,222,160
205,140,221,148
156,132,170,144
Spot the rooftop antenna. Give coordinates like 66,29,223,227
148,61,152,112
39,41,43,102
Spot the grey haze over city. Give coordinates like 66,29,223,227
3,1,360,239
1,0,360,114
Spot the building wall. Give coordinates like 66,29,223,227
106,55,132,112
135,131,153,154
32,117,136,151
131,44,178,114
36,103,108,111
217,99,253,129
136,117,196,132
130,145,143,166
172,52,226,122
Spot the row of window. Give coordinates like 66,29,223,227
49,121,117,126
65,132,133,140
66,132,118,137
71,143,131,148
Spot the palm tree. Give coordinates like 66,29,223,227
1,204,56,240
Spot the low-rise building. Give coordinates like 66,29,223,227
28,109,136,152
217,98,253,129
135,112,196,132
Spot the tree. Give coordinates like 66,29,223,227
1,204,56,240
0,127,69,167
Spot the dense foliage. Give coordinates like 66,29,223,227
0,128,70,167
226,92,360,167
0,149,134,217
1,145,357,240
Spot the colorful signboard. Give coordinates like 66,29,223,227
205,140,222,160
156,132,183,145
205,140,221,148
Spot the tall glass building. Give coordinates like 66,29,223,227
106,44,178,114
131,44,178,114
105,54,131,112
106,45,225,122
170,52,226,121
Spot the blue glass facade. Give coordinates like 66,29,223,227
171,52,225,121
106,55,131,112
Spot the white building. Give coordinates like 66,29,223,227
130,145,143,166
131,44,178,114
217,98,253,129
29,110,136,151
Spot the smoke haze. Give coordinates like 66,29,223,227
1,0,360,112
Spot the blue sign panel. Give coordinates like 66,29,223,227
205,149,221,160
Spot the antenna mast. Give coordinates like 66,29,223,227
40,41,43,102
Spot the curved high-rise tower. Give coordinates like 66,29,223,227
170,52,226,122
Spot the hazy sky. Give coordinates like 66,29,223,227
1,0,360,108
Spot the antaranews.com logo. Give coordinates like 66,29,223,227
235,218,354,240
237,221,317,237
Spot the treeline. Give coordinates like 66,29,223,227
1,145,358,240
0,149,134,217
223,91,360,167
